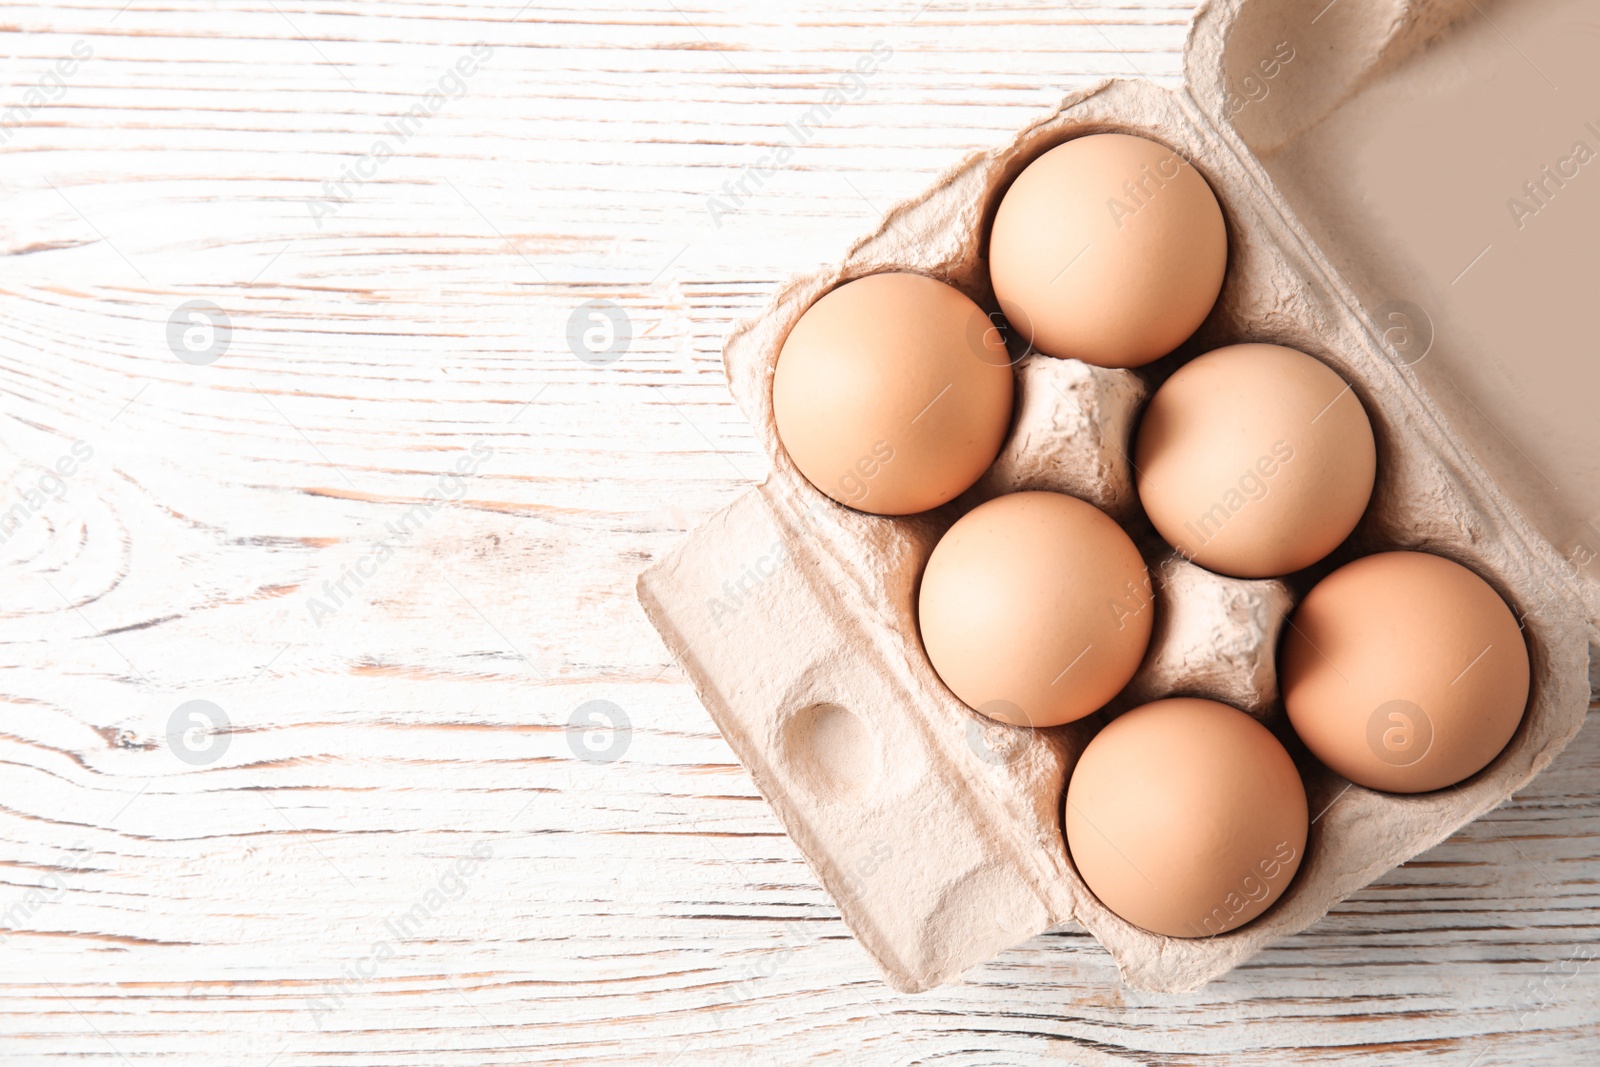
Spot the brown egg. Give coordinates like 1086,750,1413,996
1282,551,1530,794
917,491,1152,727
988,132,1227,368
1134,343,1376,578
1065,698,1308,938
772,272,1013,516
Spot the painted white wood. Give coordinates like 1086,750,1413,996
0,1,1595,1062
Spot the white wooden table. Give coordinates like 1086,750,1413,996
2,1,1596,1062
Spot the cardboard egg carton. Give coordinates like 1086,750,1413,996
639,0,1600,993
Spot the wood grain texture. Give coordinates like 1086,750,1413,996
0,0,1595,1062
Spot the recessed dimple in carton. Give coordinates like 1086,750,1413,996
641,0,1599,994
779,703,882,804
1122,555,1294,719
971,354,1145,522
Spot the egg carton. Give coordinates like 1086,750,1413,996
639,0,1599,993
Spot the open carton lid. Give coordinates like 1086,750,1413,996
1187,0,1600,640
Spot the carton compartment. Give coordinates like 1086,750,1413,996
640,51,1592,992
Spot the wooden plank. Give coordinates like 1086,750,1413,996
0,0,1595,1062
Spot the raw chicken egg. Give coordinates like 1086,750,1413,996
917,491,1152,728
1065,697,1308,938
1134,343,1376,578
1282,551,1530,793
773,272,1013,516
988,132,1228,368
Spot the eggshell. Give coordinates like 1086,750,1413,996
1282,551,1530,794
917,490,1152,728
772,272,1014,516
988,132,1227,368
1065,697,1308,939
1134,343,1376,578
